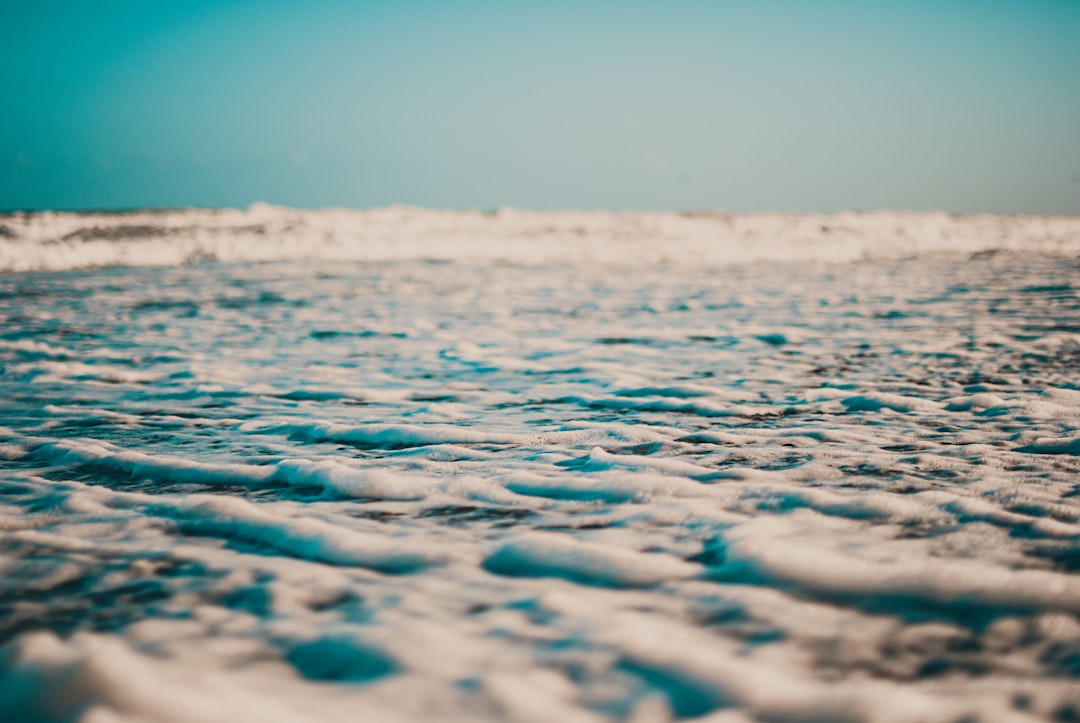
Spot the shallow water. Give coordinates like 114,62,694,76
1,256,1079,722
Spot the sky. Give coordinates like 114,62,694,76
2,0,1078,214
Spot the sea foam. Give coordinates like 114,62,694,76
2,225,1079,721
2,205,1079,273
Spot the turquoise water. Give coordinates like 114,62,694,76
1,256,1079,722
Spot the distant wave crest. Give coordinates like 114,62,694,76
2,204,1079,272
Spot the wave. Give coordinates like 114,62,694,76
2,203,1079,272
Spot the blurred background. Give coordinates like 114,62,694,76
2,0,1078,213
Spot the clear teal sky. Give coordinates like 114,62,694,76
2,0,1078,213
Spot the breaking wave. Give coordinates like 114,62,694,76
2,204,1078,273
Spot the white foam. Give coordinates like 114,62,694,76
158,495,447,572
1017,437,1080,456
484,533,700,588
4,238,1080,721
28,438,437,501
263,421,523,448
722,513,1080,613
0,632,411,723
840,393,944,414
3,206,1079,273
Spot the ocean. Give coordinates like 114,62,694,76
1,206,1079,722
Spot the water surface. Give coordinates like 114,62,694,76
2,255,1079,722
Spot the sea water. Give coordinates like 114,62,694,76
1,210,1079,722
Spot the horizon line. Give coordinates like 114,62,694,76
3,202,1078,220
